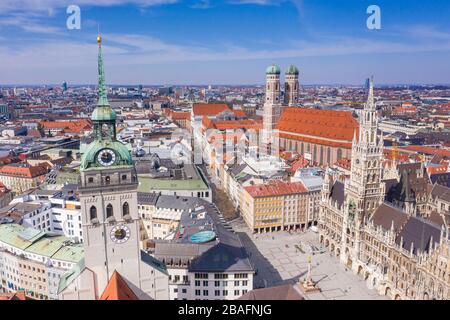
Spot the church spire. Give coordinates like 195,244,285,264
366,75,375,110
97,33,109,107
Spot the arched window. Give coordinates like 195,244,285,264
320,146,324,164
89,206,97,220
101,123,110,138
123,202,130,217
327,147,331,164
337,148,343,160
106,204,114,218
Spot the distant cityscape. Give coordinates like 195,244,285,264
0,28,449,302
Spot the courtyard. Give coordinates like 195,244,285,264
230,218,388,300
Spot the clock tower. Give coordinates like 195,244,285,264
78,34,142,298
341,77,385,268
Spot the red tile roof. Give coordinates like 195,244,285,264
335,158,351,170
231,109,247,118
245,181,308,198
277,108,359,148
203,117,262,131
0,291,32,300
192,103,229,117
170,111,190,120
288,157,310,173
40,119,92,134
100,271,139,300
0,163,47,178
402,145,450,157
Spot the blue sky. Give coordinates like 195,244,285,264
1,0,450,85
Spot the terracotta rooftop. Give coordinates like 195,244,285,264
100,271,139,300
277,108,359,148
245,181,308,198
402,145,450,158
0,163,47,178
192,103,230,117
40,119,92,134
0,291,33,300
203,117,262,131
231,109,247,118
170,111,190,120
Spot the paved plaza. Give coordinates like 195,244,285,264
230,218,388,300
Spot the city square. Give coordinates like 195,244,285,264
230,218,388,300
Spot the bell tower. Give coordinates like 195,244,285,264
284,65,299,106
341,77,385,266
78,34,142,299
262,64,282,146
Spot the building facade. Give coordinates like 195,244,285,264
0,224,83,300
319,79,450,300
0,164,47,194
241,180,320,233
58,35,169,300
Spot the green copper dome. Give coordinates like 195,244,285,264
286,65,299,75
266,64,281,75
79,35,133,172
92,106,116,121
80,140,133,171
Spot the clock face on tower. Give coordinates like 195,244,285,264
110,225,131,244
97,149,116,167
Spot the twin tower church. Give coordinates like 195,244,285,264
58,36,169,300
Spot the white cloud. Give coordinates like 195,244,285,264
1,32,450,84
0,15,62,34
2,32,450,71
407,25,450,41
0,0,178,14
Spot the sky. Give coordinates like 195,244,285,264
1,0,450,85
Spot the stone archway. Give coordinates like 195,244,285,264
423,292,430,300
320,235,324,243
325,239,330,248
336,248,340,258
394,294,401,300
357,266,363,276
347,258,353,269
385,287,392,298
331,243,335,252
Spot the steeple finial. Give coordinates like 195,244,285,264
365,75,375,111
97,32,109,106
